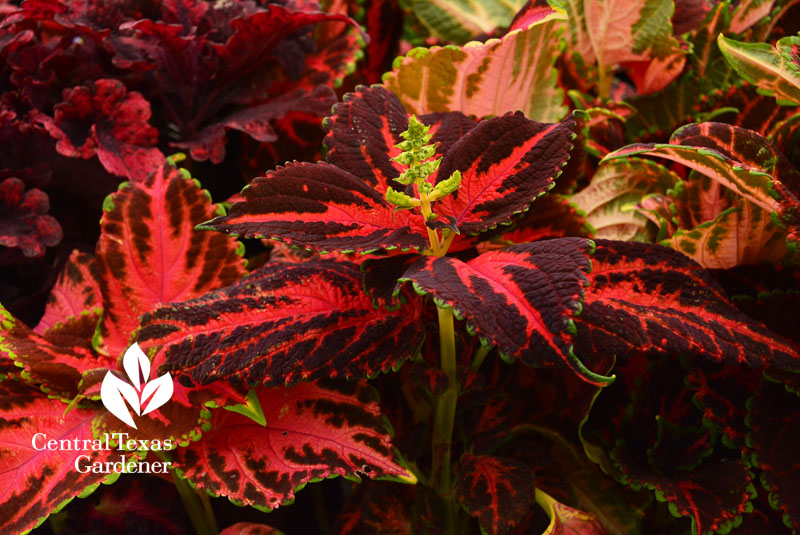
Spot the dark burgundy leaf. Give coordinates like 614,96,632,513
747,378,800,532
456,454,536,535
139,260,425,386
37,79,164,180
0,176,61,258
332,481,416,535
218,523,284,535
574,240,800,370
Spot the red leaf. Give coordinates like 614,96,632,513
138,260,425,386
35,249,101,334
1,304,112,399
456,454,536,535
94,163,246,359
395,239,607,384
0,177,61,258
37,79,164,180
0,380,123,534
435,113,577,234
200,161,429,253
171,379,415,510
574,240,800,370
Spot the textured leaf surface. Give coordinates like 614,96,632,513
395,239,606,383
663,201,790,268
747,378,800,532
139,260,425,387
571,158,679,241
719,34,800,106
605,125,800,245
408,0,526,43
435,113,577,234
384,6,567,122
172,379,414,510
0,380,117,534
456,454,536,535
199,162,428,253
95,163,246,358
0,177,61,259
36,79,164,180
1,305,111,399
573,240,800,369
34,250,101,334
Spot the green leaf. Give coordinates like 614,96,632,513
718,34,800,106
406,0,527,44
383,6,568,122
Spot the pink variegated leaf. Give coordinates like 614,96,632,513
94,163,246,359
171,379,415,510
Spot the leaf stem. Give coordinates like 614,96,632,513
170,469,217,535
432,305,458,532
470,345,491,371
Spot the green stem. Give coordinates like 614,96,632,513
198,491,219,534
470,345,491,371
171,469,216,535
432,306,459,532
597,64,611,100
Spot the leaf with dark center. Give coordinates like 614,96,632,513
395,238,609,384
435,113,577,234
456,453,536,535
747,377,800,532
198,161,429,253
138,260,425,387
34,249,101,334
0,379,126,535
574,240,800,371
94,163,246,359
171,379,414,510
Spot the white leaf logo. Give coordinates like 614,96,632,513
101,343,174,429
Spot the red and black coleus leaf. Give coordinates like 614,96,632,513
0,379,128,535
218,523,284,535
392,238,610,385
0,176,61,258
573,240,800,370
0,303,112,399
138,259,425,387
332,480,417,535
202,85,578,252
455,453,536,535
746,377,800,532
94,162,246,359
36,79,164,180
171,378,414,510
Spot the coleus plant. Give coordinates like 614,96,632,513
0,1,799,534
